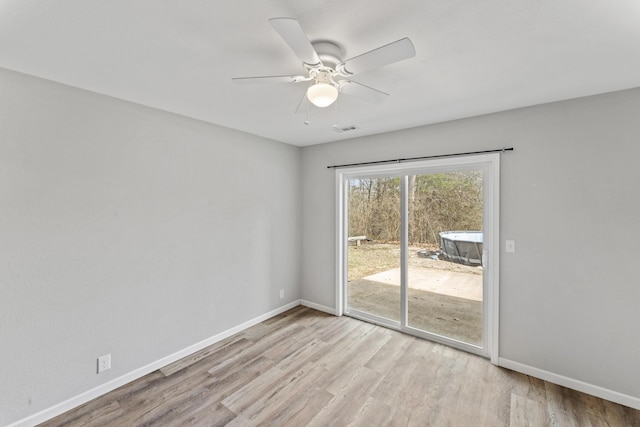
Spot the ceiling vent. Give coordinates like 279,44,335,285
333,125,359,133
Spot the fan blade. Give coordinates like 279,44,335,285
336,38,415,76
339,80,388,103
269,18,322,67
232,75,309,84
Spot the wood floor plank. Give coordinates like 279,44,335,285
313,313,364,345
202,355,275,403
260,305,307,328
226,362,330,425
322,326,392,395
306,365,383,427
509,372,548,408
39,401,123,427
432,354,511,426
221,339,328,414
146,400,236,426
160,335,251,377
206,321,310,381
545,381,592,427
510,393,549,427
386,340,460,425
348,398,412,427
236,321,272,342
365,332,415,374
371,337,436,405
261,388,335,427
38,307,640,427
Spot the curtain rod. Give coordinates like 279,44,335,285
326,147,514,169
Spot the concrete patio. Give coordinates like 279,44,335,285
348,266,483,345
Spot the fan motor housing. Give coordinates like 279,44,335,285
311,41,343,70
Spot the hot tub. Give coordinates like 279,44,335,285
439,231,483,266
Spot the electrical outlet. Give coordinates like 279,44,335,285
97,354,111,373
279,289,285,299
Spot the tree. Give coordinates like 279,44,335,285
348,172,483,246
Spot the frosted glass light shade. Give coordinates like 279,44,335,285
307,83,338,107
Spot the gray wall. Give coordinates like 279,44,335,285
0,68,302,425
2,63,639,425
301,88,640,401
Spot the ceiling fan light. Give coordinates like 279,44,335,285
307,82,338,107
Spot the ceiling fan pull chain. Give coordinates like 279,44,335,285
304,98,311,125
332,97,339,130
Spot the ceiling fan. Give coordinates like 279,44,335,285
232,18,416,111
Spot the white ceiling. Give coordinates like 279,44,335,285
1,0,640,146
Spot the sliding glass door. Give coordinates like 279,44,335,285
406,171,484,346
338,154,499,358
346,176,401,323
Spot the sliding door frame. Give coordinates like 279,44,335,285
336,153,500,363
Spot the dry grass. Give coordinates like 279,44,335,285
348,242,482,281
347,243,400,280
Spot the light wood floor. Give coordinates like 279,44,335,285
40,306,640,426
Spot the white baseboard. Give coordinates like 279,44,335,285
300,299,337,316
498,357,640,410
8,300,302,427
19,303,637,426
